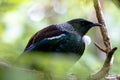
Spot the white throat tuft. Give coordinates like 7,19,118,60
82,35,91,45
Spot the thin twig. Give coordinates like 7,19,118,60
103,47,117,67
90,0,118,79
93,0,112,53
90,47,117,80
94,42,106,53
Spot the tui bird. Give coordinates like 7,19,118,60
23,18,101,60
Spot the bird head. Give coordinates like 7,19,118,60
67,18,101,36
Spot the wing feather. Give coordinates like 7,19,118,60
24,25,67,51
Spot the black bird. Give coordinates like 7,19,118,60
24,18,101,60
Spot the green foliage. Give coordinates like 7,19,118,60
112,0,120,8
0,0,120,80
0,0,30,12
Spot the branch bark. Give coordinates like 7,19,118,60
89,0,118,80
94,0,112,54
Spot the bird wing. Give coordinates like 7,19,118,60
24,25,67,51
25,33,69,52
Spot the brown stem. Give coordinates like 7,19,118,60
90,47,117,80
94,0,112,53
90,0,118,79
94,42,106,53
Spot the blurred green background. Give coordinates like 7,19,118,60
0,0,120,80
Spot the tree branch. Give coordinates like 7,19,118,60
94,42,106,53
89,0,118,79
94,0,112,53
90,47,117,80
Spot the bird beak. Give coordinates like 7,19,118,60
92,23,102,27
